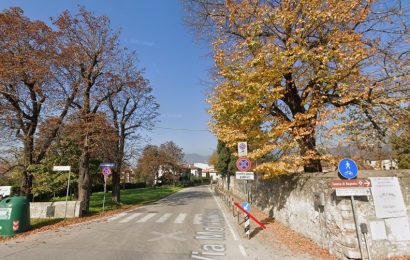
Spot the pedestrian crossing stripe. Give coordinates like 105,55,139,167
107,212,203,225
119,213,143,223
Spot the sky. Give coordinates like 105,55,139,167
0,0,217,156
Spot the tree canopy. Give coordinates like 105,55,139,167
183,0,410,174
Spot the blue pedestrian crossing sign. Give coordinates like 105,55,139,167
241,202,251,212
338,158,358,179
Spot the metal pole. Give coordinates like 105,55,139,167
64,170,71,219
351,196,364,259
364,233,372,260
103,176,107,212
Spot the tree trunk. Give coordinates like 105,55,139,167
78,147,91,214
111,160,121,204
299,133,322,173
21,137,34,201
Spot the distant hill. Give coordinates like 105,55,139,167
184,153,210,164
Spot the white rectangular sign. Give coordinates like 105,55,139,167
235,171,254,180
0,186,11,197
335,188,370,197
238,142,248,157
53,166,71,171
370,177,407,219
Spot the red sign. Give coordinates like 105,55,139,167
236,158,252,171
330,179,372,188
101,166,112,177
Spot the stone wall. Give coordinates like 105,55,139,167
30,201,83,219
220,170,410,259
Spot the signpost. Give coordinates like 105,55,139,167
338,158,358,179
333,158,364,259
99,163,114,212
52,165,71,218
235,172,254,180
330,179,371,188
236,156,252,203
238,142,248,157
0,186,11,198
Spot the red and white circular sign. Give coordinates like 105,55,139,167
101,166,112,177
236,158,252,171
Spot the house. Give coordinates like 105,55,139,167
364,158,398,170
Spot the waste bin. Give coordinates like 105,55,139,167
0,196,30,237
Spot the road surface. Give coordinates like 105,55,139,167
0,186,302,260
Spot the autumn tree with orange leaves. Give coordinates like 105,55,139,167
183,0,410,175
0,8,77,199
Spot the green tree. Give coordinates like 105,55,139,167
391,109,410,169
215,140,236,190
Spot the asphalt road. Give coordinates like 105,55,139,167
0,186,297,260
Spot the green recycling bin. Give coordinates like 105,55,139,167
0,196,30,237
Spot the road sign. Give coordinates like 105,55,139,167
330,179,371,188
241,202,251,212
99,163,115,168
101,166,112,177
0,186,12,197
53,166,71,171
235,172,254,180
338,158,358,179
236,158,251,171
336,188,370,197
238,142,248,157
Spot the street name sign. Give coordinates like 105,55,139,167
0,186,11,197
338,158,358,179
238,142,248,157
330,179,371,188
99,163,115,168
336,188,370,197
236,158,251,172
53,166,71,171
235,172,254,180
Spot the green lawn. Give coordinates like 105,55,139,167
88,186,182,214
50,186,182,214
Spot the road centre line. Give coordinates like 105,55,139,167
174,213,187,224
119,213,142,223
137,213,157,223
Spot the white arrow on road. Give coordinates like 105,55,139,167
147,231,186,242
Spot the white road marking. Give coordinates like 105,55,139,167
239,245,248,257
212,189,238,241
174,213,187,224
136,213,157,223
156,213,172,223
210,188,248,257
107,212,128,222
193,214,202,225
147,231,186,242
119,213,143,223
